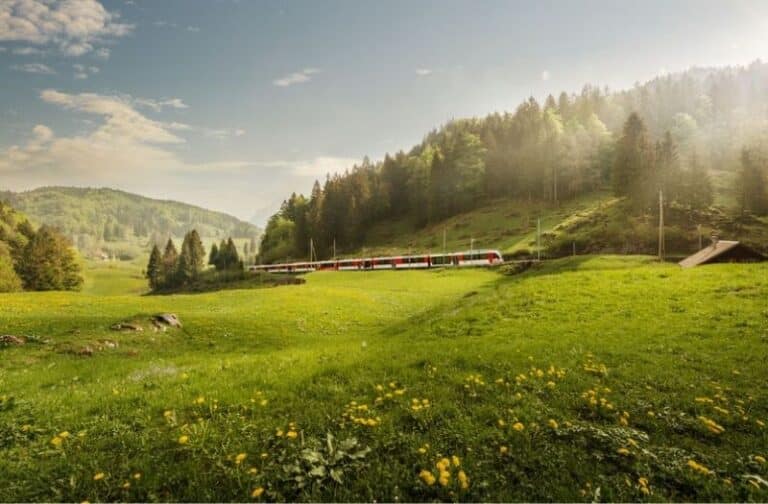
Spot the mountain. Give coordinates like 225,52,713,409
0,187,261,258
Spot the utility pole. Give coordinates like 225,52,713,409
470,237,474,255
537,218,541,262
333,238,336,259
658,189,665,261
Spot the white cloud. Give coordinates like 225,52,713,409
12,46,45,55
541,70,550,81
186,26,200,32
95,47,110,59
72,63,99,79
0,0,133,56
415,68,432,76
290,156,357,177
273,68,320,87
134,97,189,111
11,62,56,74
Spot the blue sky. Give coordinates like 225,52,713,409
1,0,767,223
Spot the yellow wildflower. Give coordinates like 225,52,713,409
133,473,141,480
122,481,131,489
248,468,258,475
499,445,509,455
755,455,766,464
497,419,506,428
687,459,713,476
178,435,189,444
259,399,268,407
93,472,105,481
548,419,559,429
59,431,70,439
458,470,469,490
617,447,631,456
436,458,450,471
417,447,427,455
235,453,247,464
251,487,264,498
438,470,451,487
451,455,461,467
275,429,284,437
512,422,525,432
286,430,298,439
50,436,63,448
419,469,436,486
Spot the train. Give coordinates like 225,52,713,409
249,249,504,273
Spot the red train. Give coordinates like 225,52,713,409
249,249,504,273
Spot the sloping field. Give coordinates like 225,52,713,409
0,257,767,501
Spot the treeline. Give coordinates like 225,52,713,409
145,231,243,291
0,201,83,292
259,61,768,262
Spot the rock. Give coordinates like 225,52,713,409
110,322,143,332
0,335,25,346
153,313,182,328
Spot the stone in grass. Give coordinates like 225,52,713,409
0,335,26,346
152,313,182,328
110,322,144,332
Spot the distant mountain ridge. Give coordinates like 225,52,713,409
0,187,261,252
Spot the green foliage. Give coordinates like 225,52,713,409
176,230,206,285
145,245,162,290
15,225,83,291
738,148,768,215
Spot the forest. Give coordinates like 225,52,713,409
259,61,768,263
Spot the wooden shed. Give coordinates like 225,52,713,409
679,239,765,268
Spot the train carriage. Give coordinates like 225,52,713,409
249,249,503,273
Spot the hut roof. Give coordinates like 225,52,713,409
679,240,758,268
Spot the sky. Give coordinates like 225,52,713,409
1,0,768,224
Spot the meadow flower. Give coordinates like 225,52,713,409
248,468,258,475
436,458,450,471
638,477,650,495
458,470,469,490
133,473,141,480
548,419,558,429
698,416,725,435
59,431,70,439
497,419,506,427
754,455,766,464
251,487,264,498
418,447,427,455
235,453,247,464
178,435,189,444
194,396,205,405
93,472,105,481
419,469,436,486
499,446,509,455
451,455,461,467
286,430,298,439
50,436,63,447
260,452,268,459
259,399,268,407
617,447,631,456
687,459,713,476
438,470,451,486
122,481,131,489
512,422,524,432
276,429,284,437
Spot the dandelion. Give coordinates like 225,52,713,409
248,468,258,475
178,435,189,444
251,487,265,498
59,431,70,439
687,459,713,476
617,447,631,456
418,447,427,455
451,455,461,467
194,396,205,405
436,458,450,471
638,477,650,495
93,472,105,481
755,455,766,464
50,436,63,448
235,453,247,465
260,452,268,459
757,419,765,428
647,410,655,417
499,446,509,455
286,430,298,440
133,473,141,480
438,470,451,487
458,470,469,490
512,422,525,432
276,429,284,437
497,419,506,428
259,399,268,407
698,416,725,435
419,469,436,486
546,381,556,388
163,410,173,418
548,419,559,429
122,482,131,489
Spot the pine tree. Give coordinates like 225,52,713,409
685,152,713,210
613,112,654,208
146,244,162,290
209,243,219,266
161,238,178,287
176,229,205,284
739,148,768,215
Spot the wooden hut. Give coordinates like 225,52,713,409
679,239,764,268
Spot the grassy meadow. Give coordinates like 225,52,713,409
1,257,767,501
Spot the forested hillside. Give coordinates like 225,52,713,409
259,61,768,263
0,187,261,258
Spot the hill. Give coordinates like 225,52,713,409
0,187,261,260
0,258,766,501
259,61,768,263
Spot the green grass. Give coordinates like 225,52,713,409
1,257,767,501
350,192,612,257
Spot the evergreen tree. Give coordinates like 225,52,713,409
739,148,768,215
161,238,178,287
176,229,205,284
145,244,162,290
684,152,713,210
209,243,219,266
613,112,654,207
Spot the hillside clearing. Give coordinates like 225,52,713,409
0,257,767,501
